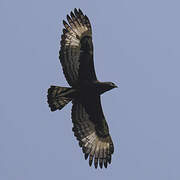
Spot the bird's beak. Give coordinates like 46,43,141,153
114,85,118,88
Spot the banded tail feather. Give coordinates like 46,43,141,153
47,86,73,111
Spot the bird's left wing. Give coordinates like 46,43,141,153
71,96,114,168
59,9,97,87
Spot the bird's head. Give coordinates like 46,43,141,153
95,81,118,94
100,82,118,94
106,82,118,90
99,81,118,94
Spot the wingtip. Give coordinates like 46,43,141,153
94,158,98,169
63,20,67,25
104,159,108,168
67,14,71,21
99,158,103,169
107,155,112,164
78,8,83,15
89,156,93,166
74,8,79,17
84,153,89,160
74,8,78,13
70,11,75,18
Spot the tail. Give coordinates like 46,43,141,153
47,86,73,111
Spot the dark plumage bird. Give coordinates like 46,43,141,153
47,8,117,169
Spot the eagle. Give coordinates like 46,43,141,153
47,8,117,169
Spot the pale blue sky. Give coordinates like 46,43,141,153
1,0,180,179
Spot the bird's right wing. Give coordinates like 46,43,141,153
71,96,114,169
59,9,97,87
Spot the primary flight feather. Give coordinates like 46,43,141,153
47,8,117,169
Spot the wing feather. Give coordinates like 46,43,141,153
71,97,114,168
60,9,97,87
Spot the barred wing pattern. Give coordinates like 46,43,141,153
59,9,97,87
71,97,114,168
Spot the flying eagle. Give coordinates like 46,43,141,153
47,8,117,169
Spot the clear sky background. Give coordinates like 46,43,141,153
1,0,180,179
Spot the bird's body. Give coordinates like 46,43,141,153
47,8,117,169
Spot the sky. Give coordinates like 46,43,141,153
1,0,180,179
